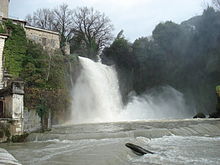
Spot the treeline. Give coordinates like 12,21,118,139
26,5,113,60
102,7,220,114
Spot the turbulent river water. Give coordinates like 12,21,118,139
1,119,220,165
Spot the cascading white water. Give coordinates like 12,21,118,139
71,56,123,123
71,57,193,124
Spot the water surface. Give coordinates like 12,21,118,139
1,119,220,165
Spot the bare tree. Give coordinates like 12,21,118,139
25,4,74,45
212,0,220,10
26,5,113,59
53,4,74,45
26,8,55,30
72,7,113,60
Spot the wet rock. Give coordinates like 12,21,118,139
125,143,154,156
209,112,220,118
193,113,206,119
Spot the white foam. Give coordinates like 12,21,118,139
128,136,220,165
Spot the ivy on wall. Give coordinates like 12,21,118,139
3,20,27,77
0,23,6,33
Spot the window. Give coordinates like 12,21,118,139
42,38,46,46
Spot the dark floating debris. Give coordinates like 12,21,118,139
125,143,154,156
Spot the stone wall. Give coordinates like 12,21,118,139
0,81,24,142
4,96,12,118
0,35,7,89
25,25,60,51
23,109,41,132
12,94,24,119
0,120,10,142
0,119,23,142
0,0,9,18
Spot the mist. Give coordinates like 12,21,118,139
120,86,194,121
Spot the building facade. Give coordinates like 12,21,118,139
1,0,60,51
25,25,60,50
0,35,7,89
0,0,9,18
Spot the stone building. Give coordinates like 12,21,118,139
0,0,60,51
0,34,7,89
0,0,9,18
2,17,26,28
25,25,60,50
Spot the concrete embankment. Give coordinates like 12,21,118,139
0,148,21,165
27,118,220,141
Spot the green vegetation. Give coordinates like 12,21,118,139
0,23,6,33
102,7,220,113
216,86,220,92
11,133,29,143
2,20,78,125
3,20,27,77
22,45,78,124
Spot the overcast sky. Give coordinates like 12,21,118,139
9,0,211,41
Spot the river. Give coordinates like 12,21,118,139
1,119,220,165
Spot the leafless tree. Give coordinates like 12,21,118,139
26,9,55,30
212,0,220,10
26,4,74,44
26,5,113,59
72,7,113,59
53,4,74,45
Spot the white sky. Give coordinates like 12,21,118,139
9,0,211,41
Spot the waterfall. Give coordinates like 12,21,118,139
71,57,123,123
71,57,193,124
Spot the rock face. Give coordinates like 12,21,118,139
0,148,21,165
193,113,206,119
209,112,220,118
